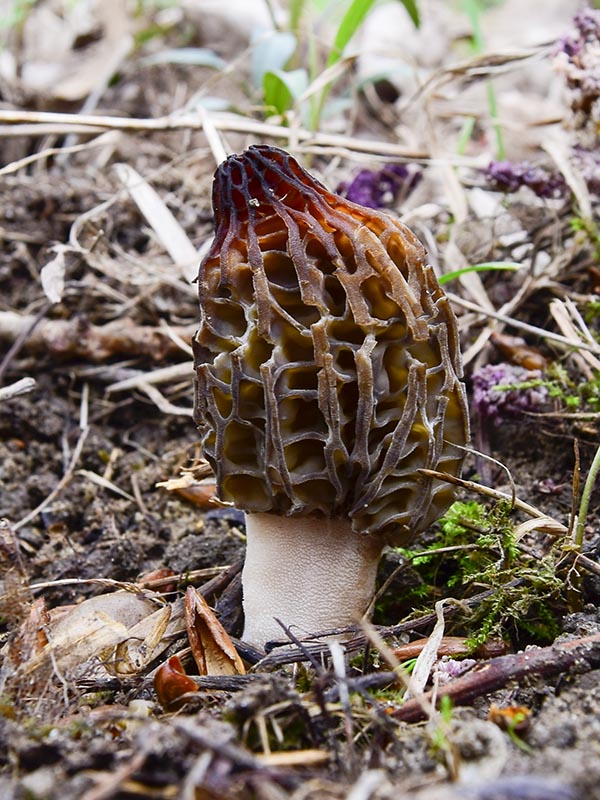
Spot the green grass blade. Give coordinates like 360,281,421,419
289,0,308,34
460,0,504,160
397,0,420,27
575,442,600,549
327,0,376,67
438,262,521,285
327,0,419,68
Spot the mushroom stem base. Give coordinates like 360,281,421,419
242,512,383,647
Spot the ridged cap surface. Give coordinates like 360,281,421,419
193,146,469,544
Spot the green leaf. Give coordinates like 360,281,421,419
252,31,297,88
263,68,309,115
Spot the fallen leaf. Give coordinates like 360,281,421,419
488,703,532,733
156,473,217,507
24,609,129,677
154,655,199,711
185,586,245,676
19,591,177,679
8,598,50,667
40,247,66,304
104,604,172,676
490,331,547,370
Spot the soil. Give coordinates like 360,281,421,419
1,2,600,799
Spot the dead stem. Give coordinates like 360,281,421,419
0,311,197,364
392,633,600,723
0,303,52,382
0,108,471,162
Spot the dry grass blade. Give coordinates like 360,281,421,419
199,110,229,166
13,427,90,531
255,750,330,767
296,55,356,104
359,618,435,719
138,381,194,417
406,44,551,108
106,363,193,393
0,132,120,176
513,517,569,539
77,469,136,502
550,299,600,373
448,293,600,356
544,135,592,220
444,239,494,309
4,568,228,604
114,163,199,282
407,599,457,699
159,320,194,357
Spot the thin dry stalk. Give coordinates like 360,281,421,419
448,293,600,357
0,131,121,177
13,427,90,531
418,468,569,531
0,109,480,163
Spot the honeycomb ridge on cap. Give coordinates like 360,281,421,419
193,145,469,544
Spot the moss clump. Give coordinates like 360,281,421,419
394,500,565,648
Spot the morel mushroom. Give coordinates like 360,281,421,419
193,145,469,647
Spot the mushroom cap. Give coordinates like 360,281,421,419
193,146,469,545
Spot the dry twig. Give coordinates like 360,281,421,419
0,108,480,163
392,633,600,723
0,311,196,364
13,427,90,531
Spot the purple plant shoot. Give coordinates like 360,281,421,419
472,363,548,426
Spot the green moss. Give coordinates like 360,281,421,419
391,500,565,648
541,362,600,413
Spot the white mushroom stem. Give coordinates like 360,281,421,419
242,512,384,647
